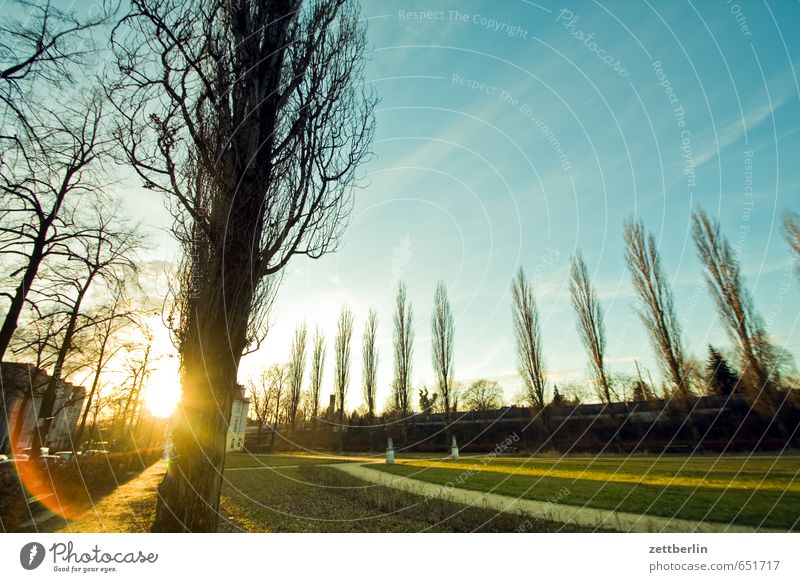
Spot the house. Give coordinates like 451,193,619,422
227,384,249,452
0,361,86,454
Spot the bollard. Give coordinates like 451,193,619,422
386,437,395,464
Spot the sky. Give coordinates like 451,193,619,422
122,0,800,412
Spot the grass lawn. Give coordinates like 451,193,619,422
222,452,358,469
219,453,597,532
372,452,800,530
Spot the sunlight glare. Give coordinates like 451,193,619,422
144,369,181,418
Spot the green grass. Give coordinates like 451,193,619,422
454,453,800,486
219,455,597,532
371,452,800,530
223,452,353,469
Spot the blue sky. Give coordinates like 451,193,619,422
127,1,800,410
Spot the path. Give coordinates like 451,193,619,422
51,460,167,533
331,462,779,533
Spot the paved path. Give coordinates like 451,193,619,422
53,461,166,533
331,462,779,533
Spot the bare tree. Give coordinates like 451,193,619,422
392,281,413,417
463,379,503,412
115,334,155,449
0,1,116,362
29,207,141,456
362,307,378,422
85,389,114,446
334,306,354,426
784,211,800,281
266,364,287,446
75,283,142,449
8,305,63,375
1,1,114,115
286,323,307,430
569,251,612,403
511,268,547,408
0,100,108,362
247,369,273,444
624,218,689,398
692,209,783,417
451,381,463,413
431,281,454,423
309,327,325,434
109,0,376,531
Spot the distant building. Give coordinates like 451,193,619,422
227,385,249,451
0,362,86,454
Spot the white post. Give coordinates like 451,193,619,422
450,435,459,459
386,437,395,464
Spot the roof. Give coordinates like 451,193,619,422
233,383,248,402
1,361,85,397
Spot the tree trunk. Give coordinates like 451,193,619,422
151,349,237,532
337,408,344,452
150,236,253,531
0,237,47,361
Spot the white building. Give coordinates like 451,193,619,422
0,362,86,453
227,385,249,451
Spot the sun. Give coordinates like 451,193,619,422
143,368,182,418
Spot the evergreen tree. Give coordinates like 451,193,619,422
706,345,739,396
551,385,565,405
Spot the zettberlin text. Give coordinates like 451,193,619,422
649,544,708,554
